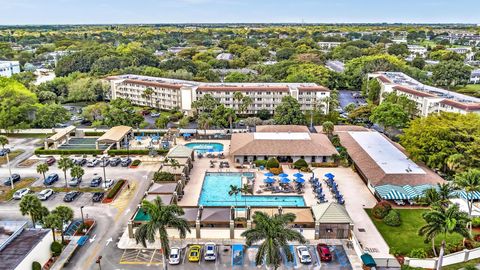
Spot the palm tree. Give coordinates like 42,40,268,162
240,96,252,114
454,169,480,232
70,165,84,179
36,163,49,180
52,206,74,243
19,195,43,228
229,185,240,215
322,121,334,139
417,188,442,207
241,212,306,269
197,113,212,135
224,107,236,133
233,91,244,112
43,213,62,242
0,135,8,149
58,156,74,187
240,183,252,209
419,204,471,257
437,183,454,205
142,87,154,108
134,196,190,262
446,153,465,174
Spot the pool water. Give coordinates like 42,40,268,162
199,172,305,207
185,142,224,153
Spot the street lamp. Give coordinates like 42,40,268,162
102,155,107,190
6,152,13,190
80,206,85,226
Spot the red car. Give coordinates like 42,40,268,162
45,157,56,166
317,244,332,262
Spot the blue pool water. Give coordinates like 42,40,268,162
199,172,306,207
185,142,224,153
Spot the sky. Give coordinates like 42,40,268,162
1,0,479,25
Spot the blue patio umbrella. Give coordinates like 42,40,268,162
278,173,289,178
280,178,291,184
293,172,304,178
295,178,305,184
324,173,335,179
264,177,275,184
264,172,274,177
183,133,191,137
208,149,214,153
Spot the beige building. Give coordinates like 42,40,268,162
106,74,331,115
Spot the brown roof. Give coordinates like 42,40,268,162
123,79,183,89
256,125,310,133
230,133,338,157
200,208,231,223
315,125,369,133
393,85,436,98
298,86,330,92
197,86,289,92
97,126,132,143
180,207,199,223
440,99,480,111
145,194,173,204
338,131,445,187
282,208,314,224
376,75,392,83
148,183,178,194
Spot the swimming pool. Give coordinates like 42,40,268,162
185,142,224,153
199,172,305,207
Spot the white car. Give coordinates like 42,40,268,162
151,112,161,117
37,189,54,201
13,188,31,200
296,246,312,264
104,179,115,188
87,158,99,167
204,242,216,261
168,247,181,265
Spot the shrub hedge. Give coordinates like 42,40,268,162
153,171,175,182
293,159,308,169
32,261,42,270
384,209,401,226
35,147,103,155
106,179,126,199
84,132,105,136
254,160,268,167
266,158,280,169
372,201,392,219
107,149,168,156
408,248,427,259
131,159,141,166
311,162,338,167
51,242,63,256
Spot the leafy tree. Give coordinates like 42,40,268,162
37,91,58,103
82,102,108,122
273,96,306,125
276,47,295,61
370,102,409,132
256,109,271,120
431,60,471,89
43,213,62,242
36,163,49,180
58,156,74,187
0,77,37,132
178,116,189,128
429,50,464,62
33,104,70,128
0,135,8,149
197,113,213,135
382,92,418,118
446,153,466,174
241,212,306,269
191,94,219,114
331,45,363,61
155,115,169,129
411,57,426,70
285,63,331,87
322,121,334,138
362,79,381,104
241,48,262,63
387,43,409,57
19,195,43,228
225,72,250,83
52,206,74,243
103,98,144,127
134,196,190,258
70,165,84,179
11,72,36,88
418,204,470,257
67,77,108,102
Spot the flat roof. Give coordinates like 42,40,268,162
349,132,425,175
0,228,50,270
97,126,132,143
47,126,76,142
253,132,311,140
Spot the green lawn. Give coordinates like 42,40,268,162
454,84,480,98
366,209,464,256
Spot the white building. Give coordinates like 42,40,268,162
106,74,331,115
370,72,480,116
0,61,20,77
471,69,480,84
407,45,427,58
216,53,233,61
317,42,343,51
447,47,472,54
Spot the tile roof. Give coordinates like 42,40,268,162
315,125,369,133
440,99,480,111
256,125,310,133
311,203,353,224
393,85,436,98
197,86,289,92
297,86,330,92
123,79,184,90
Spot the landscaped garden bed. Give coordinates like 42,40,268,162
129,159,141,168
102,179,126,203
0,149,24,165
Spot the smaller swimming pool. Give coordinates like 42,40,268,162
185,142,224,153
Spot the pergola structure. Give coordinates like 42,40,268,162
44,126,76,150
96,126,133,150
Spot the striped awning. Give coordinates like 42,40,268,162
459,191,480,200
376,184,437,200
402,185,419,199
384,190,408,200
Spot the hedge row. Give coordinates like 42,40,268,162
34,147,103,155
107,149,168,155
106,179,126,199
84,132,106,136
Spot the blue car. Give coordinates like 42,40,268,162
90,176,102,187
4,174,21,186
44,173,59,185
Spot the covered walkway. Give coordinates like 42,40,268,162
96,126,133,149
44,125,76,149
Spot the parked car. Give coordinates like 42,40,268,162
141,110,150,116
74,158,87,166
99,158,110,167
120,157,132,167
109,157,121,167
4,174,21,186
63,191,81,202
296,246,312,264
45,157,56,166
169,247,181,265
13,188,31,200
204,242,217,261
44,173,59,185
92,192,105,202
151,112,161,118
90,176,102,187
55,123,68,128
317,244,332,262
68,177,82,187
86,158,100,167
37,189,54,201
104,179,115,188
0,148,10,156
188,245,201,262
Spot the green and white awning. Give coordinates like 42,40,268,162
375,184,437,200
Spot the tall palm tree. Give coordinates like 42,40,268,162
233,91,244,112
52,206,74,243
36,163,49,180
241,212,306,269
135,196,190,261
70,165,84,179
240,183,252,209
43,213,62,242
229,185,240,215
417,188,442,207
0,135,8,149
58,156,74,187
197,113,212,135
437,183,454,205
419,204,471,257
224,107,236,133
142,87,154,108
240,96,252,115
19,195,43,228
454,169,480,232
322,121,334,139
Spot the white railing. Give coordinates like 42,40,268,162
350,232,401,268
405,247,480,269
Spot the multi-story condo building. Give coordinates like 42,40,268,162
0,61,20,77
370,72,480,116
106,74,331,115
407,45,427,58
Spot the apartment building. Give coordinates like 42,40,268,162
407,45,427,58
370,72,480,116
106,74,330,115
0,61,20,77
317,41,343,51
